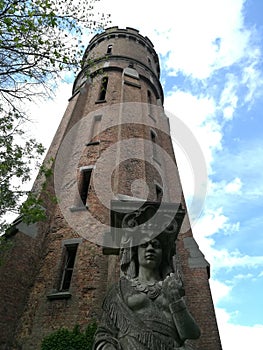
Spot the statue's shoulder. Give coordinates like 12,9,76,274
102,277,131,312
104,277,130,298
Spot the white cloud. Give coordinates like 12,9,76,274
96,0,255,78
241,58,263,105
164,90,222,175
208,177,243,197
216,308,263,350
27,82,72,151
232,273,254,281
194,207,228,237
208,246,263,271
225,177,243,194
210,279,232,304
153,0,251,79
219,74,239,120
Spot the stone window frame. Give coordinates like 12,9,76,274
106,44,113,54
147,89,155,120
155,182,163,202
47,238,82,300
150,129,161,165
96,76,109,102
70,165,94,212
86,114,102,146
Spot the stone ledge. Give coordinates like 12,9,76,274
47,291,72,300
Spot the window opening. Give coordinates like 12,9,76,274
98,77,108,101
147,90,153,116
148,57,152,67
107,45,113,54
155,184,163,202
79,168,92,206
60,244,78,291
151,130,158,159
92,115,102,141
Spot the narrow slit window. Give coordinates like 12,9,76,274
92,115,102,141
147,90,153,115
98,77,108,101
148,57,152,67
107,45,113,54
60,245,78,291
79,168,92,206
155,185,163,202
151,130,158,159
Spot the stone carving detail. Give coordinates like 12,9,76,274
93,202,201,350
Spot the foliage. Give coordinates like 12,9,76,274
0,108,46,233
41,323,97,350
0,0,110,231
0,235,13,265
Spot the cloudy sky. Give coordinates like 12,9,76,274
28,0,263,348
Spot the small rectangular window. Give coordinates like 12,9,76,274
147,90,153,116
155,185,163,202
151,130,157,159
98,77,108,101
148,57,152,67
79,168,92,206
59,244,78,291
107,45,113,54
92,115,102,141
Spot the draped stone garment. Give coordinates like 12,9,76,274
93,277,198,350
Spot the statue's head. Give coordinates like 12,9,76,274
120,229,178,279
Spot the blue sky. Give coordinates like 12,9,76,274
28,0,263,348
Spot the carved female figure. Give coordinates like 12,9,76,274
93,231,200,350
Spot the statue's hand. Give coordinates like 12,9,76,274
102,344,117,350
162,273,182,303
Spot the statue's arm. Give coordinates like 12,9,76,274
93,312,121,350
93,283,124,350
169,297,201,342
162,274,201,343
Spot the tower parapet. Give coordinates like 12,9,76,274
73,27,162,100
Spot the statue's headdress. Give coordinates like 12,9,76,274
115,202,185,280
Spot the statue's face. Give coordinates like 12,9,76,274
138,238,163,270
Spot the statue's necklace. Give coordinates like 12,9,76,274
131,278,163,299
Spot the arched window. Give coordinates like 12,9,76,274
107,44,113,54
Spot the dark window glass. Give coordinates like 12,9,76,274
98,77,108,101
79,169,92,206
147,90,153,115
107,45,113,54
151,130,157,159
156,185,163,202
148,57,152,66
60,245,78,291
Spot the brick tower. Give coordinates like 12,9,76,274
0,27,222,350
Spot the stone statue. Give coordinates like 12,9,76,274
93,213,201,350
